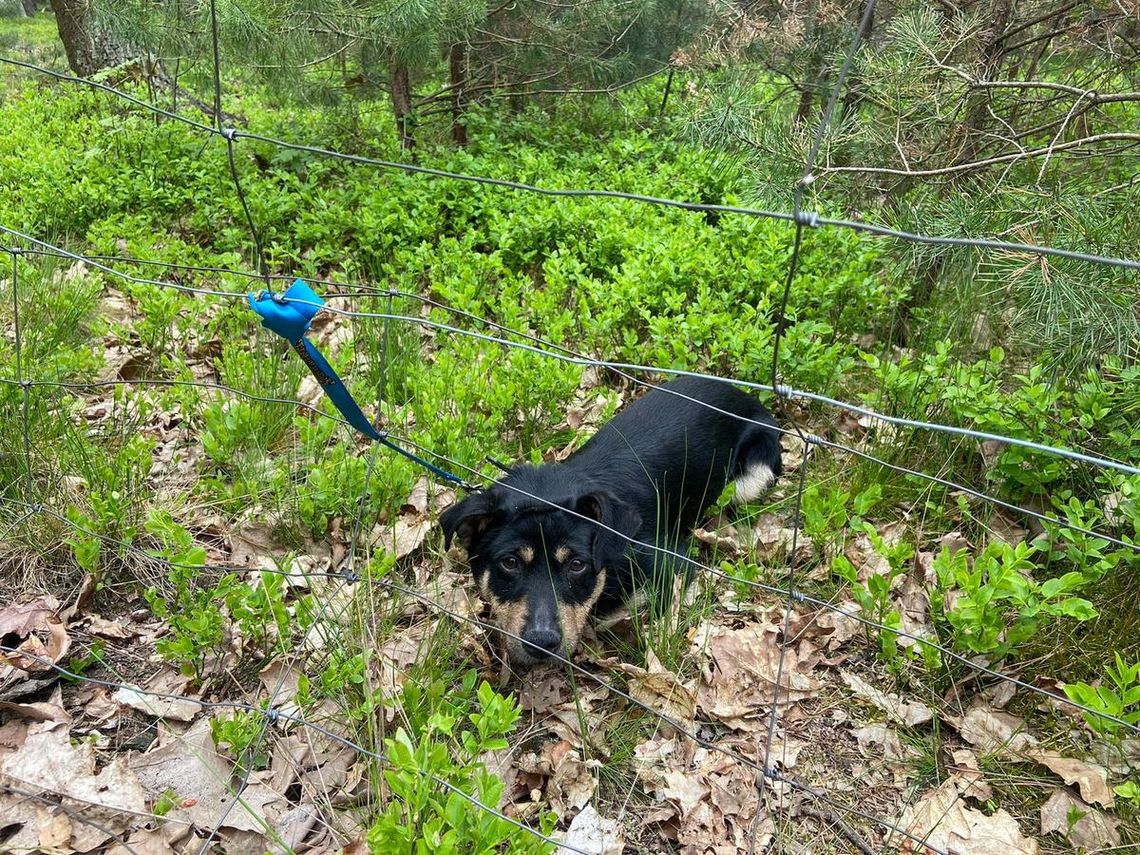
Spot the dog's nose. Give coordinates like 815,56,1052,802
522,627,562,658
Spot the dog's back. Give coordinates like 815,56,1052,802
567,375,782,537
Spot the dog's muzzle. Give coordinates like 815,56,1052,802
519,598,563,660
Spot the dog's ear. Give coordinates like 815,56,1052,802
440,489,501,552
576,491,641,570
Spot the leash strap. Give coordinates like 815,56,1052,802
248,279,469,487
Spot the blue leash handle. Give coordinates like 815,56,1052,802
248,279,468,487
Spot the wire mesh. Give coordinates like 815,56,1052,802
2,6,1139,852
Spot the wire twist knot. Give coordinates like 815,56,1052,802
794,210,819,228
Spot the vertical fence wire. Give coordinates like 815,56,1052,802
9,248,32,495
757,2,878,849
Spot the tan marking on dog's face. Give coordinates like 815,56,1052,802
556,568,607,655
492,600,528,639
554,546,570,564
471,576,524,661
478,577,531,663
518,545,535,564
491,599,531,662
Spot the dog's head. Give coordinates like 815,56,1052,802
440,476,641,666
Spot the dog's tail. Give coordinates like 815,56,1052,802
731,417,784,504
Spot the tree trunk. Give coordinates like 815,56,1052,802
957,0,1014,164
449,43,468,147
389,60,415,150
659,67,675,115
838,9,874,126
794,25,825,125
49,0,130,76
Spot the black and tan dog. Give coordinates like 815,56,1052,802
440,376,783,665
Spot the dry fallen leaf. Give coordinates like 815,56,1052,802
0,684,69,726
519,672,569,716
693,525,744,556
99,288,135,327
1027,750,1113,807
258,659,303,707
844,531,893,584
692,620,820,732
296,374,324,407
842,670,933,726
36,807,71,849
0,720,147,851
227,520,283,570
803,600,862,651
106,827,188,855
546,743,597,817
85,615,134,640
989,512,1027,548
129,718,235,832
948,748,993,802
1039,788,1120,850
947,704,1039,754
372,477,454,560
0,597,70,673
113,685,200,723
899,779,1038,854
558,804,624,855
113,668,200,722
609,649,696,728
752,513,814,564
853,724,914,765
666,748,764,853
372,515,434,559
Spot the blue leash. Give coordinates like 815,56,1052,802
248,279,471,489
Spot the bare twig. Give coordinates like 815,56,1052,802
823,132,1140,178
798,803,876,855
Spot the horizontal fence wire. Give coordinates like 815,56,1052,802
4,243,1139,558
6,443,1138,739
3,54,1140,276
6,231,1139,480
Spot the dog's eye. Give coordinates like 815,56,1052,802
568,558,588,575
500,556,520,573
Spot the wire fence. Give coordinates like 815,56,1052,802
3,1,1139,852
